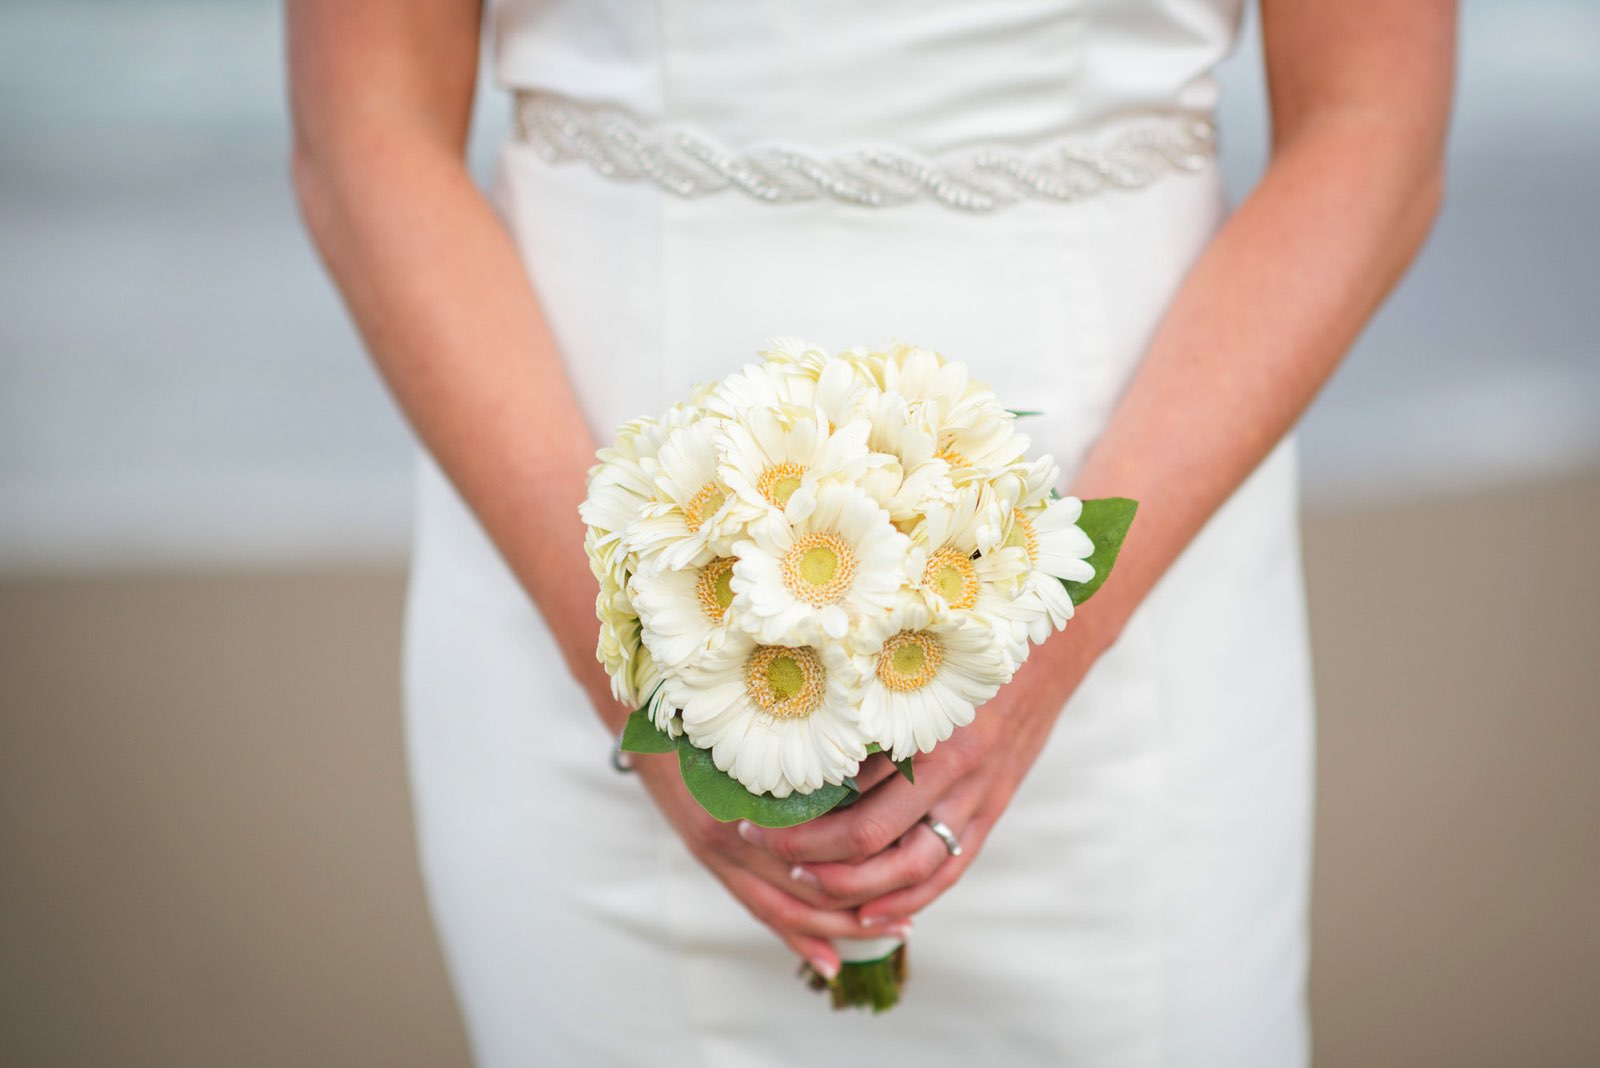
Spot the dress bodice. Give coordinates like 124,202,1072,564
490,0,1243,157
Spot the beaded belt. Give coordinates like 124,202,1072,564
512,89,1217,214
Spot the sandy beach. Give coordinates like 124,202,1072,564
2,469,1596,1066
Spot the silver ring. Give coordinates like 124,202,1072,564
921,816,963,857
611,732,635,773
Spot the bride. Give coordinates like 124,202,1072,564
288,1,1455,1063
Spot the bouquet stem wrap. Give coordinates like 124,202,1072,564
811,937,908,1013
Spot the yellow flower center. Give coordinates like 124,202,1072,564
780,530,858,607
693,557,737,622
876,630,944,692
923,545,979,609
684,482,726,533
1004,511,1039,564
745,645,826,720
937,446,970,470
757,462,806,508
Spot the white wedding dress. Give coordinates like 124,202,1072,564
404,1,1315,1064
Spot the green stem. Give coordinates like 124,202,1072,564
802,946,908,1013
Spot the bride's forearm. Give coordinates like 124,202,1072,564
288,5,625,729
1065,93,1452,655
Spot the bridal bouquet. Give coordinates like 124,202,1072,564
580,338,1135,1011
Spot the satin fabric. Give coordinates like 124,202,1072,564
404,3,1313,1064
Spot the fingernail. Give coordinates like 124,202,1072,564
736,820,762,845
860,914,884,927
885,920,914,940
789,865,819,889
812,956,839,982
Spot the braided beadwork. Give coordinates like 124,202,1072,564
512,89,1218,213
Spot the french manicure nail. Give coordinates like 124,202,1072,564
886,921,914,940
813,956,839,982
737,820,762,844
789,865,820,889
860,914,884,927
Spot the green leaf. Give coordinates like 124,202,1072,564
864,743,915,784
893,755,915,784
1006,409,1044,418
1062,497,1139,606
677,743,856,828
618,708,676,754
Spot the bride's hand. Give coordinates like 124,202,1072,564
735,631,1098,923
628,747,913,979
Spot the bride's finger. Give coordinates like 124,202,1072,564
719,862,911,942
788,819,950,907
719,833,861,910
696,813,868,911
739,758,963,864
855,810,997,923
780,931,841,985
789,775,986,905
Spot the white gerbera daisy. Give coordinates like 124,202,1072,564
934,407,1031,491
861,342,967,401
705,359,815,416
729,481,909,646
908,483,1032,670
592,554,660,709
757,334,832,369
579,411,682,587
629,554,740,671
854,343,1032,492
715,406,872,532
991,491,1098,644
866,342,1007,428
665,630,870,797
859,597,1015,761
706,342,877,429
624,418,743,573
859,389,959,529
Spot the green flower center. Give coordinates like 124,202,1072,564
799,545,839,586
890,641,925,676
758,462,807,508
781,530,857,606
876,630,943,692
694,557,738,622
684,482,726,533
767,654,804,698
923,546,978,609
1004,511,1039,563
745,644,826,720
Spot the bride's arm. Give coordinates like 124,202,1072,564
741,0,1458,919
286,0,902,977
287,1,609,714
1068,0,1457,635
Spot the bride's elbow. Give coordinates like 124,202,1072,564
288,131,353,254
289,131,332,238
288,141,324,225
1402,159,1448,255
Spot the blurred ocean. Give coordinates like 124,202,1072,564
2,1,1597,569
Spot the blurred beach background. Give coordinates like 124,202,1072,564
2,2,1597,1065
